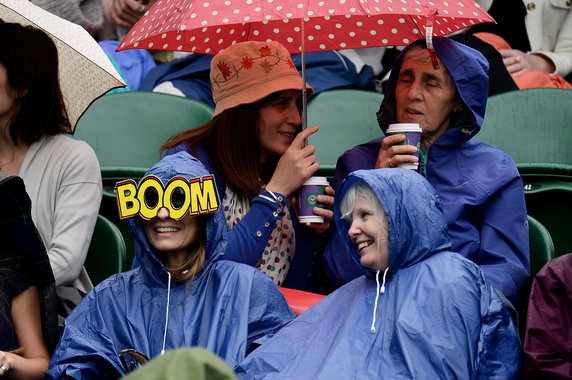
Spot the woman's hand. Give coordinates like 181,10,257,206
0,351,16,377
112,0,156,28
499,49,556,75
375,134,418,169
266,126,320,197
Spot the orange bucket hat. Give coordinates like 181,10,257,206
210,40,313,117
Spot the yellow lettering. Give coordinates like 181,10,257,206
115,180,140,220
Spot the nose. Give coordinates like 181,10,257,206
156,207,170,219
348,219,360,238
287,101,302,126
406,80,422,100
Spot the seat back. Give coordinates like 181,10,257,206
73,91,214,172
85,214,127,286
517,215,555,339
307,89,383,179
478,88,572,165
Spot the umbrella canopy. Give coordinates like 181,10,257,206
0,0,125,130
117,0,494,55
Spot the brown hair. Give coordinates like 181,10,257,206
156,215,208,282
161,91,292,199
0,22,71,145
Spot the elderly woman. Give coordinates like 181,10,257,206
325,37,529,303
46,152,294,378
236,169,521,379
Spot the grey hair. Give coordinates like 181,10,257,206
340,182,387,232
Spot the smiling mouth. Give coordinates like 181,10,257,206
154,227,180,233
406,108,422,115
357,241,373,251
279,132,294,138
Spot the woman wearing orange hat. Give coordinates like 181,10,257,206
161,40,334,291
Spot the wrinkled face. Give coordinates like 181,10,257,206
348,196,389,271
143,207,200,258
394,47,461,142
257,89,302,163
0,63,17,129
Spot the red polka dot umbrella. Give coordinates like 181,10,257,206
118,0,493,127
118,0,493,54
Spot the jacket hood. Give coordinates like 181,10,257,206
334,169,451,274
127,151,226,285
377,37,489,145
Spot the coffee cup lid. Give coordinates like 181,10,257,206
387,123,422,133
303,176,329,186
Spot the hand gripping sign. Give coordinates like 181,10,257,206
115,174,220,220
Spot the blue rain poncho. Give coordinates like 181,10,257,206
236,169,521,379
47,152,294,379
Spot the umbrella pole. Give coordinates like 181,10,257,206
301,17,307,132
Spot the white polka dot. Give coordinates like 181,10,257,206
202,27,207,32
265,15,272,19
134,42,139,47
297,3,303,8
361,41,367,46
266,38,272,42
328,34,335,39
324,16,331,20
315,25,321,30
205,48,211,53
247,0,252,3
349,32,355,37
177,46,183,50
336,23,342,28
255,7,261,11
391,28,398,33
340,42,347,47
458,10,464,15
244,16,251,21
218,39,224,44
216,28,221,33
382,39,388,43
399,18,405,23
287,37,294,42
230,29,235,34
320,44,326,49
224,1,230,4
180,24,187,30
212,10,218,15
202,2,209,6
204,37,210,42
370,30,376,35
223,18,229,23
286,12,293,17
253,30,260,36
401,7,407,11
190,13,196,18
176,35,182,40
308,10,314,16
192,46,197,52
201,20,207,25
340,0,346,3
328,9,335,14
148,42,154,48
377,19,384,25
294,27,301,32
161,33,167,39
349,7,356,12
190,36,196,41
273,28,280,33
163,43,168,48
356,21,363,26
233,9,239,14
308,35,314,40
282,19,289,23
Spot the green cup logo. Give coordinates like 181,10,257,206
306,194,318,207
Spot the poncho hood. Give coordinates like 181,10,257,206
334,169,452,275
127,151,226,286
377,36,489,145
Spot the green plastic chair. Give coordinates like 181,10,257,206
73,91,214,173
516,215,555,339
85,214,127,286
307,89,383,179
478,88,572,166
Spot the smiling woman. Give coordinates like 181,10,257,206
47,151,295,378
160,40,335,291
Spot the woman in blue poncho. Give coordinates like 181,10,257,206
47,152,294,379
236,169,521,379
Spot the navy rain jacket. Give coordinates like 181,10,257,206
325,37,529,303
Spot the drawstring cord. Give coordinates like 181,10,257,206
370,267,390,334
160,271,172,355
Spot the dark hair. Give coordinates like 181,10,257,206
161,91,294,199
0,21,71,145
